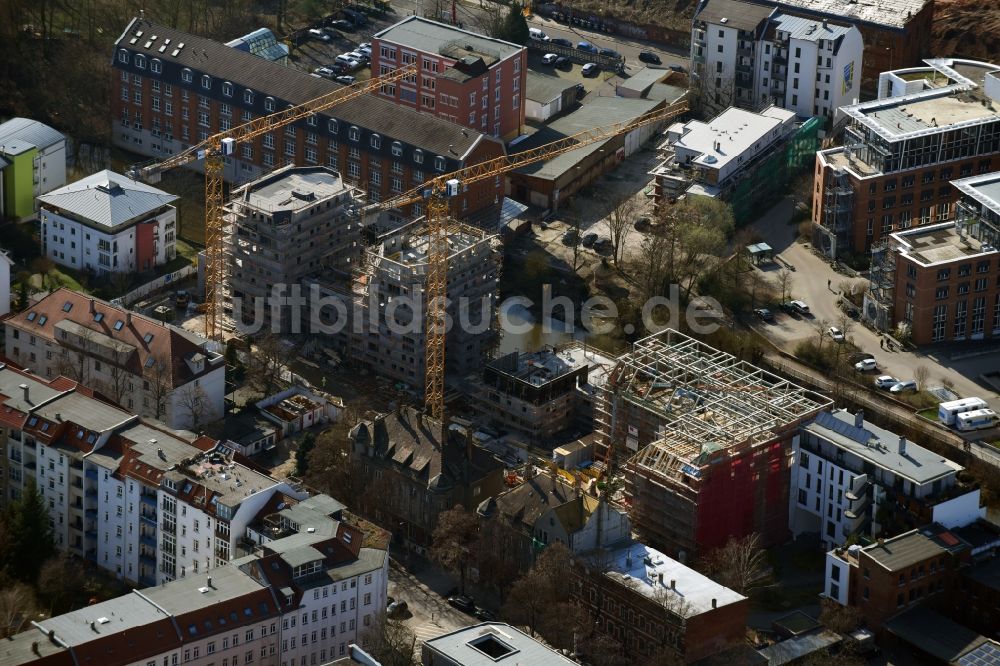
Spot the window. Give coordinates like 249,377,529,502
244,89,254,104
201,75,211,89
223,82,233,96
118,49,129,64
151,58,162,74
349,126,360,141
414,149,423,164
371,134,381,149
265,97,275,112
182,68,192,83
434,156,446,172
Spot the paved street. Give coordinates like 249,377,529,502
748,197,1000,412
388,559,476,648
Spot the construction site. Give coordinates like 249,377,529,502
595,329,832,561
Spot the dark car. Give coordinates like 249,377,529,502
576,41,599,54
386,600,408,617
562,229,579,246
593,238,613,254
599,47,620,58
448,595,476,614
638,50,661,65
581,232,598,247
474,608,495,621
574,83,586,98
634,216,651,231
669,63,686,73
329,19,354,31
555,56,571,70
753,308,775,323
550,37,573,48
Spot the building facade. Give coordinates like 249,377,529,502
3,288,225,429
38,170,178,274
812,58,1000,258
691,0,862,121
0,117,66,221
371,17,527,141
864,171,1000,343
111,17,506,221
790,409,983,550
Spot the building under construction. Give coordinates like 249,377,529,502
350,219,502,391
596,329,831,560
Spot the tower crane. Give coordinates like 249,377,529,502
128,65,417,339
363,98,690,423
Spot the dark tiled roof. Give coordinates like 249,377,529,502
495,473,580,532
695,0,774,32
116,18,488,159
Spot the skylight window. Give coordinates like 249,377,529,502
28,417,38,426
38,315,47,326
143,333,154,344
188,625,197,636
41,423,50,432
26,312,36,322
94,313,104,323
62,302,73,312
145,357,155,368
114,320,125,331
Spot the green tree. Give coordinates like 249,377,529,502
3,479,55,583
294,433,317,477
501,3,530,44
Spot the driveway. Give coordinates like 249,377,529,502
749,197,1000,411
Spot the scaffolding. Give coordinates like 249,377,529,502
862,239,896,332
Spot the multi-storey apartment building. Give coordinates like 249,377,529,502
691,0,862,121
602,330,831,559
3,288,224,430
0,362,303,586
371,16,527,141
0,117,67,221
813,58,1000,258
111,17,506,220
39,169,178,274
741,0,935,90
351,406,505,551
865,171,1000,343
1,492,389,666
464,343,615,445
225,165,363,333
790,409,984,550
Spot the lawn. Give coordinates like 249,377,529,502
918,408,939,422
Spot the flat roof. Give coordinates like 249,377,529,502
184,458,280,506
770,12,852,42
38,169,178,230
892,222,997,266
489,344,616,388
385,227,492,266
753,0,930,30
862,529,946,571
804,409,961,485
603,541,745,617
235,166,350,213
422,622,577,665
525,71,578,104
756,630,842,665
374,16,522,60
671,106,796,173
36,391,133,434
953,171,1000,216
618,67,668,93
695,0,774,32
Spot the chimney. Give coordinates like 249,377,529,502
711,598,717,609
89,299,95,314
55,413,61,422
126,312,132,327
877,537,885,547
854,409,864,428
671,579,676,590
19,383,28,402
898,436,906,455
207,575,213,589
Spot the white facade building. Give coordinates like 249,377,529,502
790,409,984,550
691,0,862,121
38,169,178,275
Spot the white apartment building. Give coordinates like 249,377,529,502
4,287,224,430
691,0,862,121
0,487,389,666
38,169,178,274
790,409,984,550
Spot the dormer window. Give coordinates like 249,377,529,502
244,89,254,104
151,58,162,74
435,156,446,172
181,68,192,83
114,320,125,331
265,97,275,112
135,55,146,69
371,134,381,149
118,49,129,64
222,82,233,97
414,149,424,164
201,75,211,90
349,126,360,141
328,119,339,134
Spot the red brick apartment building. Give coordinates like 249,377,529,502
812,58,1000,259
111,17,506,219
371,16,527,141
864,171,1000,343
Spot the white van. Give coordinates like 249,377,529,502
938,397,989,425
956,408,998,432
529,27,549,41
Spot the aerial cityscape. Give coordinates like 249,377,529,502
1,0,1000,664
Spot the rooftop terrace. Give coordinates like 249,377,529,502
891,222,998,267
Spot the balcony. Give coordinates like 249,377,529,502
140,534,157,549
693,53,705,65
140,513,157,526
140,493,157,507
738,46,753,57
139,551,156,566
85,487,97,497
85,468,98,480
85,527,97,540
139,573,157,587
773,54,787,65
85,508,98,518
85,549,97,562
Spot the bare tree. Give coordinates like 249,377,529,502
0,583,37,638
697,532,768,595
98,361,132,406
360,612,417,666
177,382,210,429
429,505,480,595
818,598,861,634
475,0,508,37
604,192,637,268
246,333,286,396
143,354,174,421
913,365,930,390
776,268,793,303
814,317,831,351
632,231,672,305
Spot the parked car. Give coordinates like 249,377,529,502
335,54,360,69
574,83,586,98
347,50,368,63
551,37,573,47
634,216,651,231
779,301,796,314
874,375,899,389
529,27,549,41
638,50,662,65
542,53,559,65
581,232,598,247
854,359,878,372
314,66,336,78
669,63,687,73
576,41,599,54
754,308,775,322
335,75,356,85
357,42,372,55
562,229,579,245
308,28,331,42
387,600,408,617
322,27,341,39
582,62,600,77
174,290,190,309
474,608,495,621
827,326,845,342
890,380,918,393
599,47,620,58
789,299,810,315
593,238,613,254
555,56,571,70
448,595,476,614
329,19,354,31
